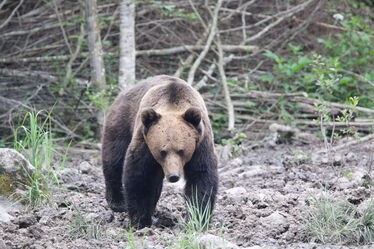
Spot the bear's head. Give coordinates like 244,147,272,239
141,107,203,183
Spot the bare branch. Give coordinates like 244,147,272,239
187,0,223,85
244,0,315,43
0,0,24,30
217,37,235,130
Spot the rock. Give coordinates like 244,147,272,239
0,205,13,223
78,161,92,174
0,198,19,223
357,198,373,215
14,215,37,228
260,211,289,235
59,167,80,184
38,216,50,225
345,152,356,162
199,234,240,249
261,211,287,225
0,148,34,197
225,187,247,203
230,158,243,168
238,165,265,179
0,239,6,249
333,153,343,166
135,227,154,236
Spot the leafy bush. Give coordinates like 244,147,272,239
262,15,374,108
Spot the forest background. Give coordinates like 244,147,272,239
0,0,373,146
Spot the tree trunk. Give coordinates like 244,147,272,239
85,0,106,136
118,0,136,89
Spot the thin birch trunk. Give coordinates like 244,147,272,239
118,0,135,89
85,0,106,135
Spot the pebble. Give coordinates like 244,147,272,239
199,234,240,249
78,161,92,174
14,215,37,228
225,187,247,203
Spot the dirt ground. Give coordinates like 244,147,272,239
0,137,373,249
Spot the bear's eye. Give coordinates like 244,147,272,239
160,150,167,158
177,150,184,156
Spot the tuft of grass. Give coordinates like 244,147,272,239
169,190,213,249
12,110,68,207
68,207,105,240
184,192,212,233
123,228,144,249
305,193,374,244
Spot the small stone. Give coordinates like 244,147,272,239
225,187,247,203
14,215,37,228
199,234,239,249
0,239,7,249
230,158,243,167
333,153,343,166
357,199,373,215
321,156,329,164
78,161,92,174
28,225,43,239
135,227,154,236
345,152,356,161
38,216,50,225
261,211,287,226
0,205,13,223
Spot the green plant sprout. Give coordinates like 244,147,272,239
13,110,68,207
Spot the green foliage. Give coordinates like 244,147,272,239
123,228,145,249
12,110,68,207
305,193,374,244
211,114,228,143
222,132,247,156
153,2,198,20
184,191,212,233
169,190,212,249
263,15,374,108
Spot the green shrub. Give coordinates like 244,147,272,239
262,15,374,108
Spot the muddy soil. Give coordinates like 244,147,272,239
0,138,373,249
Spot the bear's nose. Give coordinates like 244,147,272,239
167,174,180,183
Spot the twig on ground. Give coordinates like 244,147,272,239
317,134,374,153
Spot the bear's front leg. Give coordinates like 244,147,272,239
184,168,218,218
123,146,164,229
183,137,218,229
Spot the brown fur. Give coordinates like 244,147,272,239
102,75,218,228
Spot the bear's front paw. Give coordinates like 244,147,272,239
109,200,127,212
130,216,152,229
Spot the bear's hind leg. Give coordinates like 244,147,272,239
102,135,130,212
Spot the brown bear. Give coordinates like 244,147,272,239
102,75,218,228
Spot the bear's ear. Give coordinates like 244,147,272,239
141,108,160,129
183,107,201,127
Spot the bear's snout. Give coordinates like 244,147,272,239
167,173,180,183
